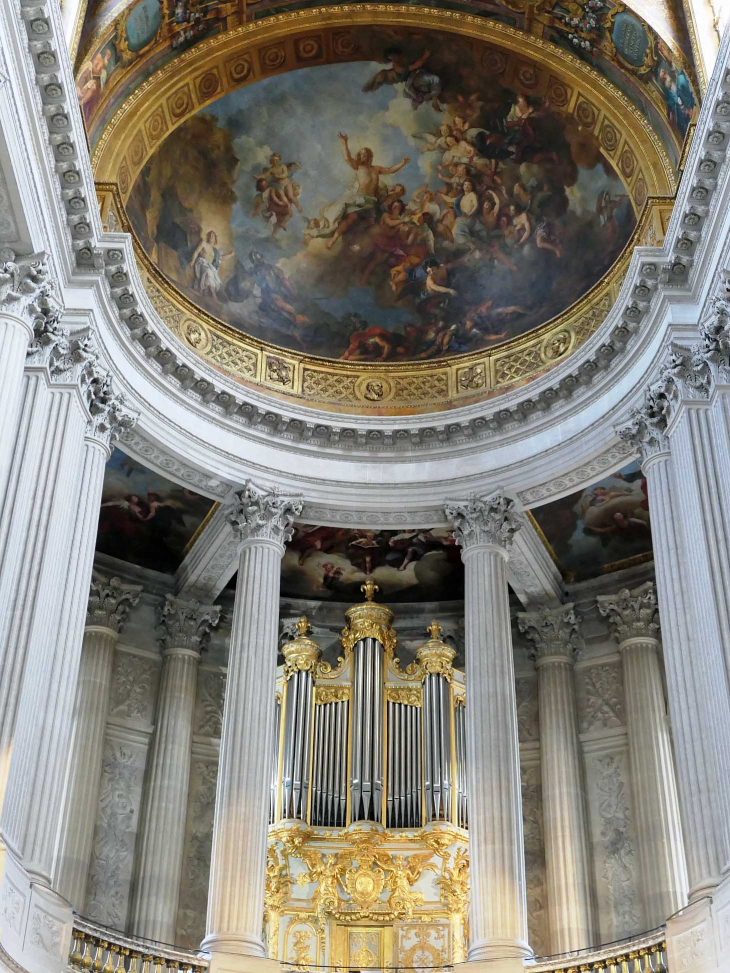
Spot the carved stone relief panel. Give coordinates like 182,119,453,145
85,737,148,928
175,757,219,948
194,669,226,738
109,650,160,726
516,677,540,743
576,663,625,733
584,749,642,941
521,763,549,957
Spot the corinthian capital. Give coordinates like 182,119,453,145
518,604,580,666
0,248,53,323
697,289,730,385
84,369,138,446
87,575,143,634
616,398,670,467
227,481,303,546
444,493,521,552
157,594,221,654
597,581,659,645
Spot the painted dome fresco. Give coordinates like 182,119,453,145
86,1,695,412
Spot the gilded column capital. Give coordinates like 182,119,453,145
416,621,456,681
597,581,660,646
444,493,521,554
0,248,54,325
518,604,580,666
226,480,303,548
282,616,321,679
156,593,221,654
87,574,143,634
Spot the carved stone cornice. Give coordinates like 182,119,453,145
282,616,321,680
156,594,221,654
596,581,660,645
444,493,521,553
0,248,53,324
226,481,302,548
87,575,143,634
518,604,580,666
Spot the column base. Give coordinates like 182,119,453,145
0,850,73,973
202,953,280,973
665,873,730,973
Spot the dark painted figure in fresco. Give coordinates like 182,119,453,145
126,27,638,363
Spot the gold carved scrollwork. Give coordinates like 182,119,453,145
282,616,321,680
314,686,350,705
264,846,290,957
437,849,470,962
454,692,466,708
416,621,456,683
340,580,397,657
385,686,422,706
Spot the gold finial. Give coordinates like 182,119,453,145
427,620,443,641
361,577,379,602
296,615,310,637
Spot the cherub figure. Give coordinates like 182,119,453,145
384,852,438,919
259,152,302,212
362,47,442,111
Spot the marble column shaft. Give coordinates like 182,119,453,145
0,251,51,512
203,483,301,959
598,583,688,926
130,595,221,944
518,606,594,954
618,411,730,898
445,494,530,966
55,576,143,909
1,381,130,881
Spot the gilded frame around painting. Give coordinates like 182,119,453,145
92,6,679,416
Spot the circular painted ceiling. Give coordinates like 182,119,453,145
88,6,692,413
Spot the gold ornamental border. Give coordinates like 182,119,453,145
92,7,678,416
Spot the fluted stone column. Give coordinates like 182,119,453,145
0,330,135,973
597,582,688,926
518,605,594,953
444,494,531,971
202,483,301,972
130,594,221,943
55,576,143,909
619,408,730,899
0,250,50,511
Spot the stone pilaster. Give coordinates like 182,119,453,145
55,576,143,909
518,605,595,953
0,251,52,511
202,483,301,969
597,582,688,926
444,493,531,970
130,595,221,943
0,347,136,973
619,409,730,898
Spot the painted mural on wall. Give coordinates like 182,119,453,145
530,460,652,581
281,525,464,602
96,449,215,573
126,28,636,362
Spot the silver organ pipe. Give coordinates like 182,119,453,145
385,691,422,828
279,618,321,821
418,622,456,823
351,637,384,822
310,692,349,827
270,693,281,824
454,696,468,829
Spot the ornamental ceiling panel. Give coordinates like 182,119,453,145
84,5,693,414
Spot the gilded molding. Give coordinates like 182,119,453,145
282,617,321,679
340,580,397,656
416,622,456,683
314,686,350,704
385,686,422,706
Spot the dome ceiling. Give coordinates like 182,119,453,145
82,1,695,414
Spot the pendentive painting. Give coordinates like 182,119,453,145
281,525,464,602
126,27,636,363
96,449,216,574
530,460,652,582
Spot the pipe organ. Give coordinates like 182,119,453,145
266,582,470,971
